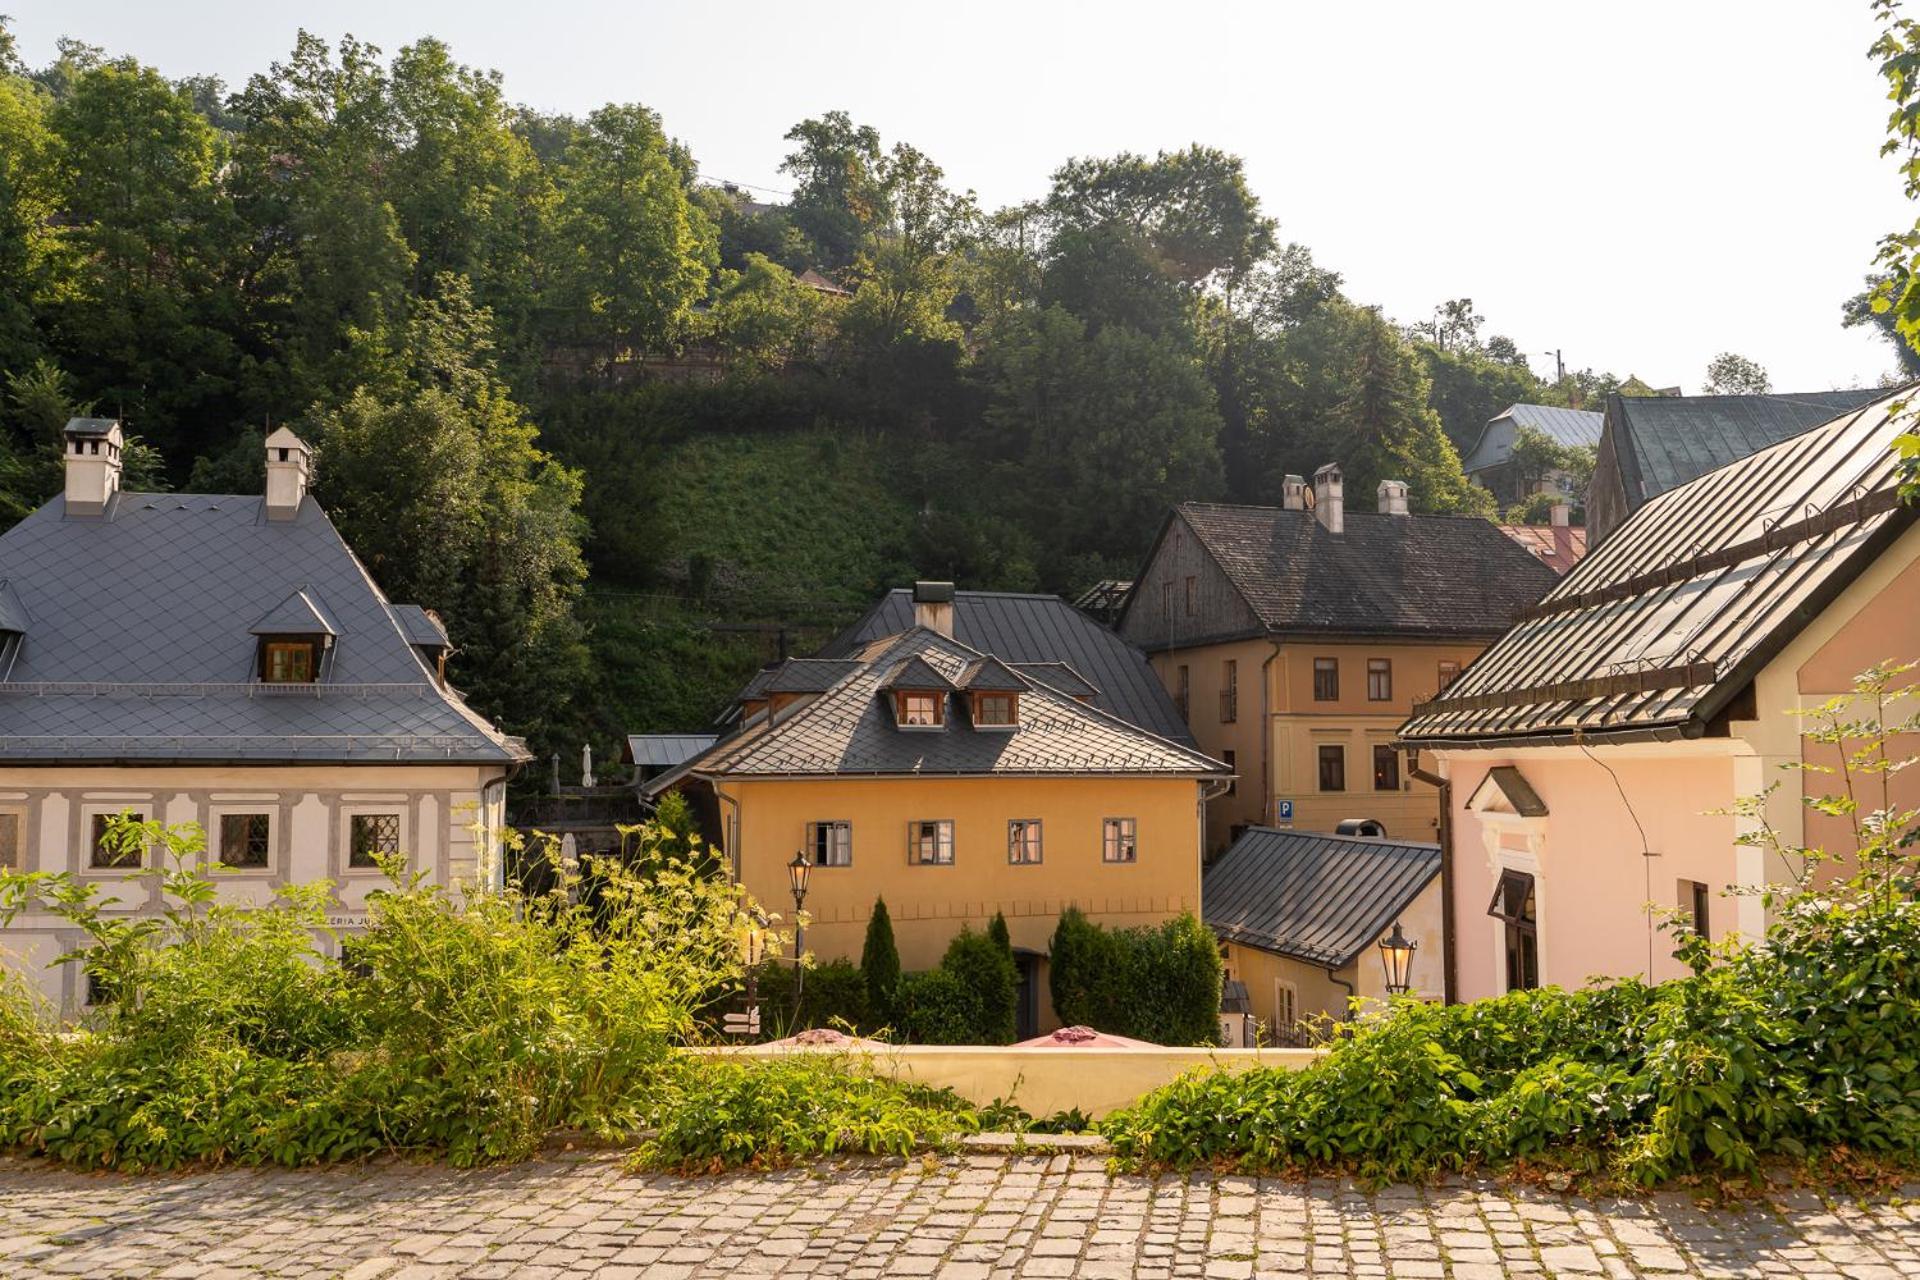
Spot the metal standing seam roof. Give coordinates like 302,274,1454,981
659,627,1229,784
0,491,528,764
626,734,720,768
816,589,1194,744
1010,661,1100,699
1400,385,1918,747
1611,389,1883,508
1461,404,1604,474
1204,826,1442,968
1166,503,1561,639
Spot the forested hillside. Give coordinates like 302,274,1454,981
0,24,1640,763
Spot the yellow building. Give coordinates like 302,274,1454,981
649,586,1230,1036
1116,468,1559,849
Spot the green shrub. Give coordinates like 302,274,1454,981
861,897,901,1024
937,927,1018,1044
1049,909,1221,1045
633,1053,979,1172
896,967,981,1045
753,958,870,1037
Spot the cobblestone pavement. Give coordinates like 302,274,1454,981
0,1151,1916,1279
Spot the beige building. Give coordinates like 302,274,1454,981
1116,470,1560,849
0,421,528,1013
647,585,1230,1037
1400,387,1920,1001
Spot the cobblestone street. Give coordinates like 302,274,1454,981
0,1151,1915,1280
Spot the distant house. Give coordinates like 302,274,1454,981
647,583,1229,1038
1496,503,1587,575
1586,389,1882,545
1460,404,1603,510
0,422,528,1014
795,268,852,298
1400,385,1918,1002
1206,826,1443,1039
1115,469,1560,849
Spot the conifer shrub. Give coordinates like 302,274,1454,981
1049,909,1222,1045
860,897,901,1024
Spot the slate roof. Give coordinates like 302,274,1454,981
1400,385,1916,746
818,589,1192,743
626,734,719,768
957,656,1027,691
0,580,28,634
1608,389,1882,509
0,491,528,764
743,658,864,698
1461,404,1604,474
879,654,958,692
653,628,1227,787
1168,503,1560,639
1011,662,1099,699
1204,826,1441,968
250,588,341,636
386,603,450,648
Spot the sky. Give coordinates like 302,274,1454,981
10,1,1916,392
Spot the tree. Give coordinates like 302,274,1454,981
1843,274,1920,378
1868,0,1920,499
550,102,717,369
860,897,901,1024
1702,351,1770,395
780,111,886,271
0,51,54,373
704,253,835,371
1415,340,1548,454
1409,298,1484,353
1045,145,1276,291
837,142,975,355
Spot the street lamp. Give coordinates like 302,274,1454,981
1378,922,1417,997
788,851,812,1016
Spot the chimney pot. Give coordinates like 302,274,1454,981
1312,463,1344,535
1377,479,1410,516
263,427,313,522
911,580,955,637
1281,474,1307,510
61,418,124,517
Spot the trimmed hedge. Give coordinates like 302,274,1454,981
753,959,870,1038
897,927,1019,1045
1049,909,1221,1045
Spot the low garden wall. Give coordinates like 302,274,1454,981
691,1042,1326,1118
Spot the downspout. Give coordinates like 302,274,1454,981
1407,752,1457,1005
711,780,743,883
1325,968,1357,1020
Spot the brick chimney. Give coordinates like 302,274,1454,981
912,580,955,637
62,418,124,517
263,427,313,522
1281,474,1307,510
1312,463,1344,535
1377,479,1410,515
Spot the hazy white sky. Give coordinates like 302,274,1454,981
12,1,1915,391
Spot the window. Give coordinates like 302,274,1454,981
261,640,317,684
1367,658,1392,701
1162,581,1173,620
1313,657,1339,701
1274,980,1298,1031
1679,879,1710,939
90,811,146,868
1174,665,1190,719
85,968,115,1007
1372,745,1401,792
1008,819,1043,865
1438,660,1461,691
1102,817,1137,863
806,820,852,867
1184,576,1197,616
218,813,271,868
1219,659,1237,723
1222,748,1237,798
1488,869,1539,992
349,813,401,869
1317,744,1346,792
973,693,1017,726
909,820,953,866
0,812,18,870
898,690,943,727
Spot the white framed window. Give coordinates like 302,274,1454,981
908,819,954,865
217,812,272,869
1101,817,1137,863
1007,819,1043,865
806,820,852,867
85,806,149,870
1274,979,1298,1031
349,812,402,869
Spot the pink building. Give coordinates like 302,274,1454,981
1399,387,1920,1000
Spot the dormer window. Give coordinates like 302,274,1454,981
956,654,1027,730
249,588,338,685
881,654,958,730
898,690,944,726
972,692,1018,726
261,639,318,683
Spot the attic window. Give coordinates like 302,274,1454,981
897,690,944,727
260,638,320,684
972,692,1018,727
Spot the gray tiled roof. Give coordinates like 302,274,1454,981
957,656,1027,691
1611,389,1882,507
818,589,1192,743
1401,386,1913,746
1172,504,1559,639
668,628,1227,783
1204,826,1440,968
879,654,957,692
0,491,527,763
0,580,28,633
250,588,341,636
386,603,450,648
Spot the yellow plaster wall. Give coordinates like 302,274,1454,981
719,776,1205,975
1146,638,1270,850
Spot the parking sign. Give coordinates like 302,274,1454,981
1277,799,1294,823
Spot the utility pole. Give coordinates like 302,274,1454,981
1540,349,1566,383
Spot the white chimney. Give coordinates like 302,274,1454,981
1550,501,1571,527
62,418,124,517
1312,463,1344,535
263,427,313,522
1377,479,1410,516
912,580,955,637
1281,474,1307,510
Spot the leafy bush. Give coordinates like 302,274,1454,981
936,928,1018,1044
1049,909,1221,1045
753,958,870,1037
861,897,901,1025
632,1053,979,1172
896,967,983,1045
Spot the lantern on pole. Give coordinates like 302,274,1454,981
1378,922,1417,997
